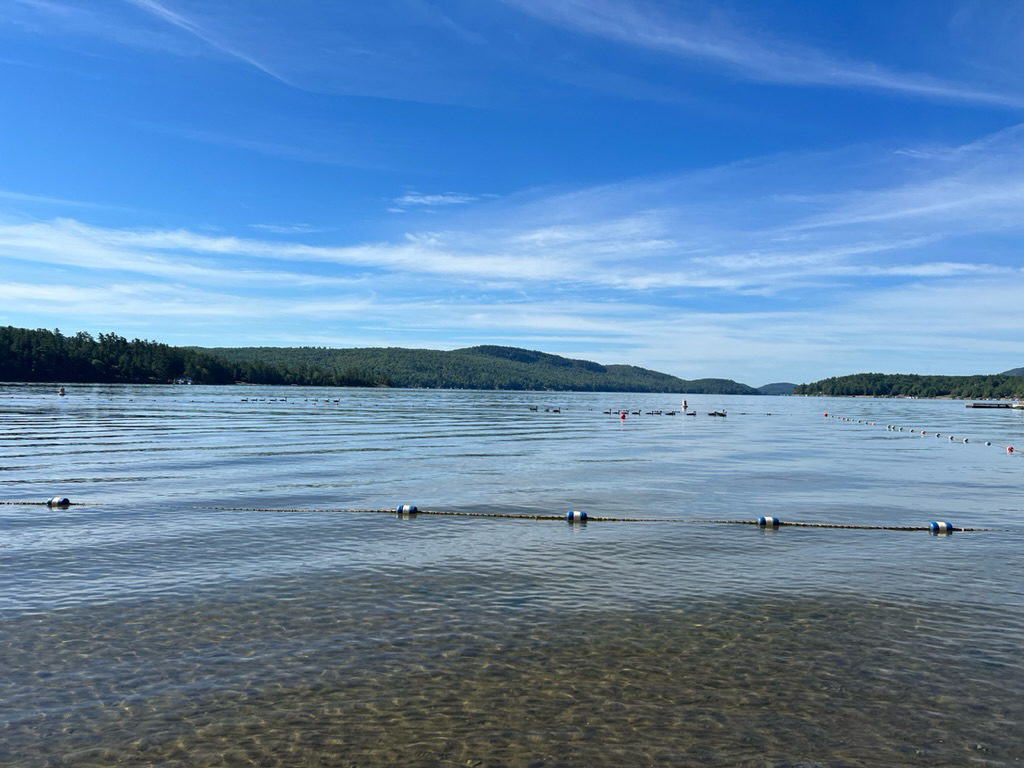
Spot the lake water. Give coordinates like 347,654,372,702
2,384,1023,767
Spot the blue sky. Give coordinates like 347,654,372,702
2,0,1024,386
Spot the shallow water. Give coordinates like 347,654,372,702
1,384,1023,766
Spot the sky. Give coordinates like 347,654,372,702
2,0,1024,386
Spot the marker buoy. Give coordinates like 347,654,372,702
47,496,70,508
757,516,781,527
566,510,587,523
620,412,626,420
928,521,954,535
396,504,418,515
1008,446,1015,454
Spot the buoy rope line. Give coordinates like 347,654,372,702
825,413,1021,455
3,500,993,532
196,506,992,532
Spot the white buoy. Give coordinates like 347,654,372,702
566,510,587,523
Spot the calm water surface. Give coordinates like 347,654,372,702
1,384,1023,766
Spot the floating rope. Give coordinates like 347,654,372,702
825,412,1020,455
3,500,994,531
197,506,993,532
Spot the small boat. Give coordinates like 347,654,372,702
708,410,727,417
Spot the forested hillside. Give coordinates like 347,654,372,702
0,326,384,386
1,327,756,392
204,344,759,393
757,382,797,395
794,372,1024,399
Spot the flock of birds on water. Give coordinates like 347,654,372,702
234,396,729,417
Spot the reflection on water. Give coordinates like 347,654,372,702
1,384,1023,765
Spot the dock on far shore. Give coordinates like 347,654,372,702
966,401,1024,409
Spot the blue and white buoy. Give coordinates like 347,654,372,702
46,496,70,508
928,521,954,535
757,516,781,527
396,504,418,515
566,510,587,523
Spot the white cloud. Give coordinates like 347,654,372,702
0,188,131,211
11,0,1021,112
124,0,294,84
249,223,328,235
394,192,479,207
6,123,1024,301
504,0,1024,108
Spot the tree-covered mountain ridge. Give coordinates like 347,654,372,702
202,344,759,394
0,327,757,392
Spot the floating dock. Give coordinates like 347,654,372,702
966,402,1024,409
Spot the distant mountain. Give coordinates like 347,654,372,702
1002,367,1024,376
204,344,761,394
0,324,764,393
758,382,797,395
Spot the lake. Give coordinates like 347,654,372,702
2,384,1022,766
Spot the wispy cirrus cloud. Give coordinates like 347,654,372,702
388,192,484,214
4,124,1024,379
249,223,330,235
7,123,1024,295
124,0,293,84
0,218,367,288
394,192,479,207
0,188,132,212
505,0,1024,108
11,0,1020,110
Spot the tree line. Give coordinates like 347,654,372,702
794,372,1024,399
0,327,385,387
1,326,762,392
